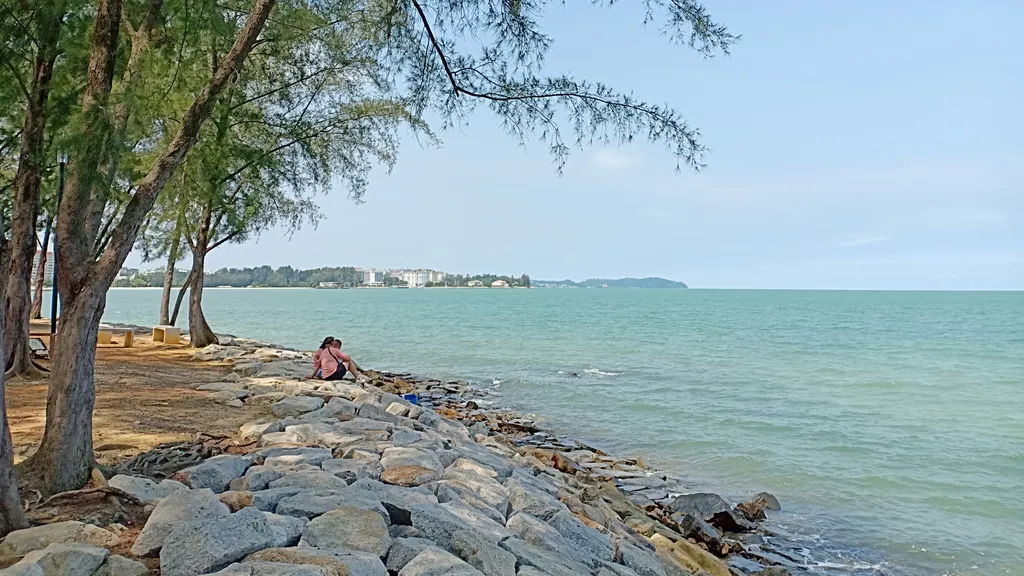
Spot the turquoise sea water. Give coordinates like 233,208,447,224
100,288,1023,575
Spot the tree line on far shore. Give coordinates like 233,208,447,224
0,0,736,537
114,267,531,288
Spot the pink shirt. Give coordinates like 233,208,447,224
314,347,345,378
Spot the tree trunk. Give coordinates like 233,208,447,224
188,249,217,347
170,269,191,326
0,225,30,538
4,27,60,380
159,220,182,325
30,215,54,319
26,0,276,494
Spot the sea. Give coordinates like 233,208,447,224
98,287,1024,576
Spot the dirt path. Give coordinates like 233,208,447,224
5,333,271,467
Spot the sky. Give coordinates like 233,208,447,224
129,0,1023,289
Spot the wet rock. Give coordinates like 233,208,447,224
267,471,349,491
665,493,731,519
751,492,781,511
262,512,306,547
271,396,324,418
299,507,392,557
320,458,383,483
0,521,120,563
174,454,256,493
243,547,387,575
498,537,592,576
398,547,483,576
159,506,276,576
131,488,230,556
385,537,436,572
671,513,723,550
2,543,108,576
228,466,286,492
380,447,444,487
547,510,615,563
755,567,792,576
735,499,767,522
449,529,517,576
727,556,768,574
92,554,149,576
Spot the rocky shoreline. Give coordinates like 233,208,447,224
0,335,807,576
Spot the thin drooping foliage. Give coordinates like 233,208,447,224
0,0,736,515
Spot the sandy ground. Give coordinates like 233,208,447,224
6,326,272,467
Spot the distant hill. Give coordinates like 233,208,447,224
534,277,688,288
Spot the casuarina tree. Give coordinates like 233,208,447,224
19,0,735,495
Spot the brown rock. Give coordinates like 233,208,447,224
735,499,767,521
217,491,254,512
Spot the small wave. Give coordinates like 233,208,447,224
584,368,622,377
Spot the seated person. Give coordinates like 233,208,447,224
311,337,366,381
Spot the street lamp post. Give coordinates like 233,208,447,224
49,152,67,336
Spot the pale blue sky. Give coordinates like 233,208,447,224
131,0,1023,289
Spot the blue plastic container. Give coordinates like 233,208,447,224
402,393,419,406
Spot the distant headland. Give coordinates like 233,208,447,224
534,277,688,288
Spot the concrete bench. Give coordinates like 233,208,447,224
98,325,134,347
153,325,181,345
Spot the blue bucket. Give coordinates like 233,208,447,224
402,393,419,406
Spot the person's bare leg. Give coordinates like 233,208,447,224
345,360,365,381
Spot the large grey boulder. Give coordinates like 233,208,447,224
320,458,383,483
92,555,150,576
498,537,592,576
454,444,514,481
275,489,389,522
243,548,387,576
263,513,307,547
267,471,349,491
438,468,511,518
449,529,517,576
159,506,276,576
271,396,324,418
614,540,668,576
262,448,333,468
409,504,472,550
348,479,438,525
380,447,443,487
108,475,188,505
239,420,283,440
384,537,436,572
397,548,483,576
249,487,303,511
174,454,256,493
506,512,593,568
0,521,119,563
131,488,229,556
299,507,392,557
431,484,506,526
439,499,511,544
2,543,108,576
547,510,615,563
665,493,731,519
597,564,642,576
505,477,569,521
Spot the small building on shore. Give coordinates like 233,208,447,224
467,280,484,287
491,280,509,288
